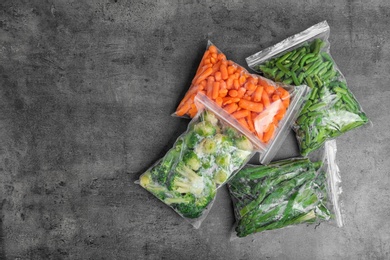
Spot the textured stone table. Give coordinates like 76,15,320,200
0,1,389,259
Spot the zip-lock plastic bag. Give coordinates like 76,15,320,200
137,94,257,228
246,21,369,156
227,140,343,238
174,41,310,164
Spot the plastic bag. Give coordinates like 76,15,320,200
174,41,310,164
227,140,343,238
137,94,256,228
246,21,369,156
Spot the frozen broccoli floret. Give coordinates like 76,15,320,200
202,111,218,126
194,121,217,137
214,169,229,185
168,162,205,196
140,172,168,200
215,153,231,169
183,151,201,171
235,136,254,151
151,144,181,184
214,133,234,150
184,131,201,149
196,138,217,154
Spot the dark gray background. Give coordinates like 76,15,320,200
0,1,389,259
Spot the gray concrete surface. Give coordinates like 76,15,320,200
0,0,389,259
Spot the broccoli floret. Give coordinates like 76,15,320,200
184,131,201,149
195,178,216,208
196,138,217,155
215,153,231,169
231,149,252,167
235,136,254,151
224,126,239,139
214,133,234,150
193,121,217,137
202,111,218,126
214,169,229,185
152,146,181,184
168,163,205,196
164,193,195,205
183,151,201,171
140,171,168,200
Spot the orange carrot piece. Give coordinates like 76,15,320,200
220,64,228,80
239,75,246,86
233,79,240,89
209,45,218,54
219,88,228,97
176,93,196,116
239,99,264,113
246,114,255,133
272,94,280,102
188,103,198,118
212,81,220,99
211,60,222,75
265,85,275,95
226,77,234,89
194,67,213,85
223,103,239,114
232,109,250,119
275,103,286,120
263,123,275,143
246,82,256,91
206,76,214,99
229,89,238,97
253,86,263,102
217,53,226,61
261,91,271,108
223,97,241,105
219,80,226,90
215,71,222,81
215,96,223,107
237,87,246,98
210,57,217,64
238,118,250,131
227,65,236,75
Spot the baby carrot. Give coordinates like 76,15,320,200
194,67,213,86
220,64,228,80
215,96,223,107
219,88,228,97
239,99,264,113
246,114,255,133
209,45,218,54
211,60,222,74
188,103,198,118
223,97,241,105
238,118,250,130
264,85,275,95
261,91,271,108
237,87,246,98
219,80,226,90
218,53,226,61
263,123,275,143
224,103,238,114
206,76,214,99
226,77,234,89
272,94,280,102
227,65,236,75
275,103,286,120
229,89,238,97
233,79,240,89
212,81,220,99
232,109,250,119
176,93,195,116
215,71,222,81
239,75,246,86
253,86,263,102
246,82,256,91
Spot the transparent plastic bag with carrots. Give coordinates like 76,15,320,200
246,21,369,156
174,41,310,164
137,95,257,228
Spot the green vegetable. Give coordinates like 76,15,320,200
228,158,332,238
256,38,368,155
140,109,254,219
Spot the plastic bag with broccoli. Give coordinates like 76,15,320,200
138,94,256,228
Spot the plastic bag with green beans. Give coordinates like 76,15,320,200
137,94,256,228
227,140,343,238
246,21,369,156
